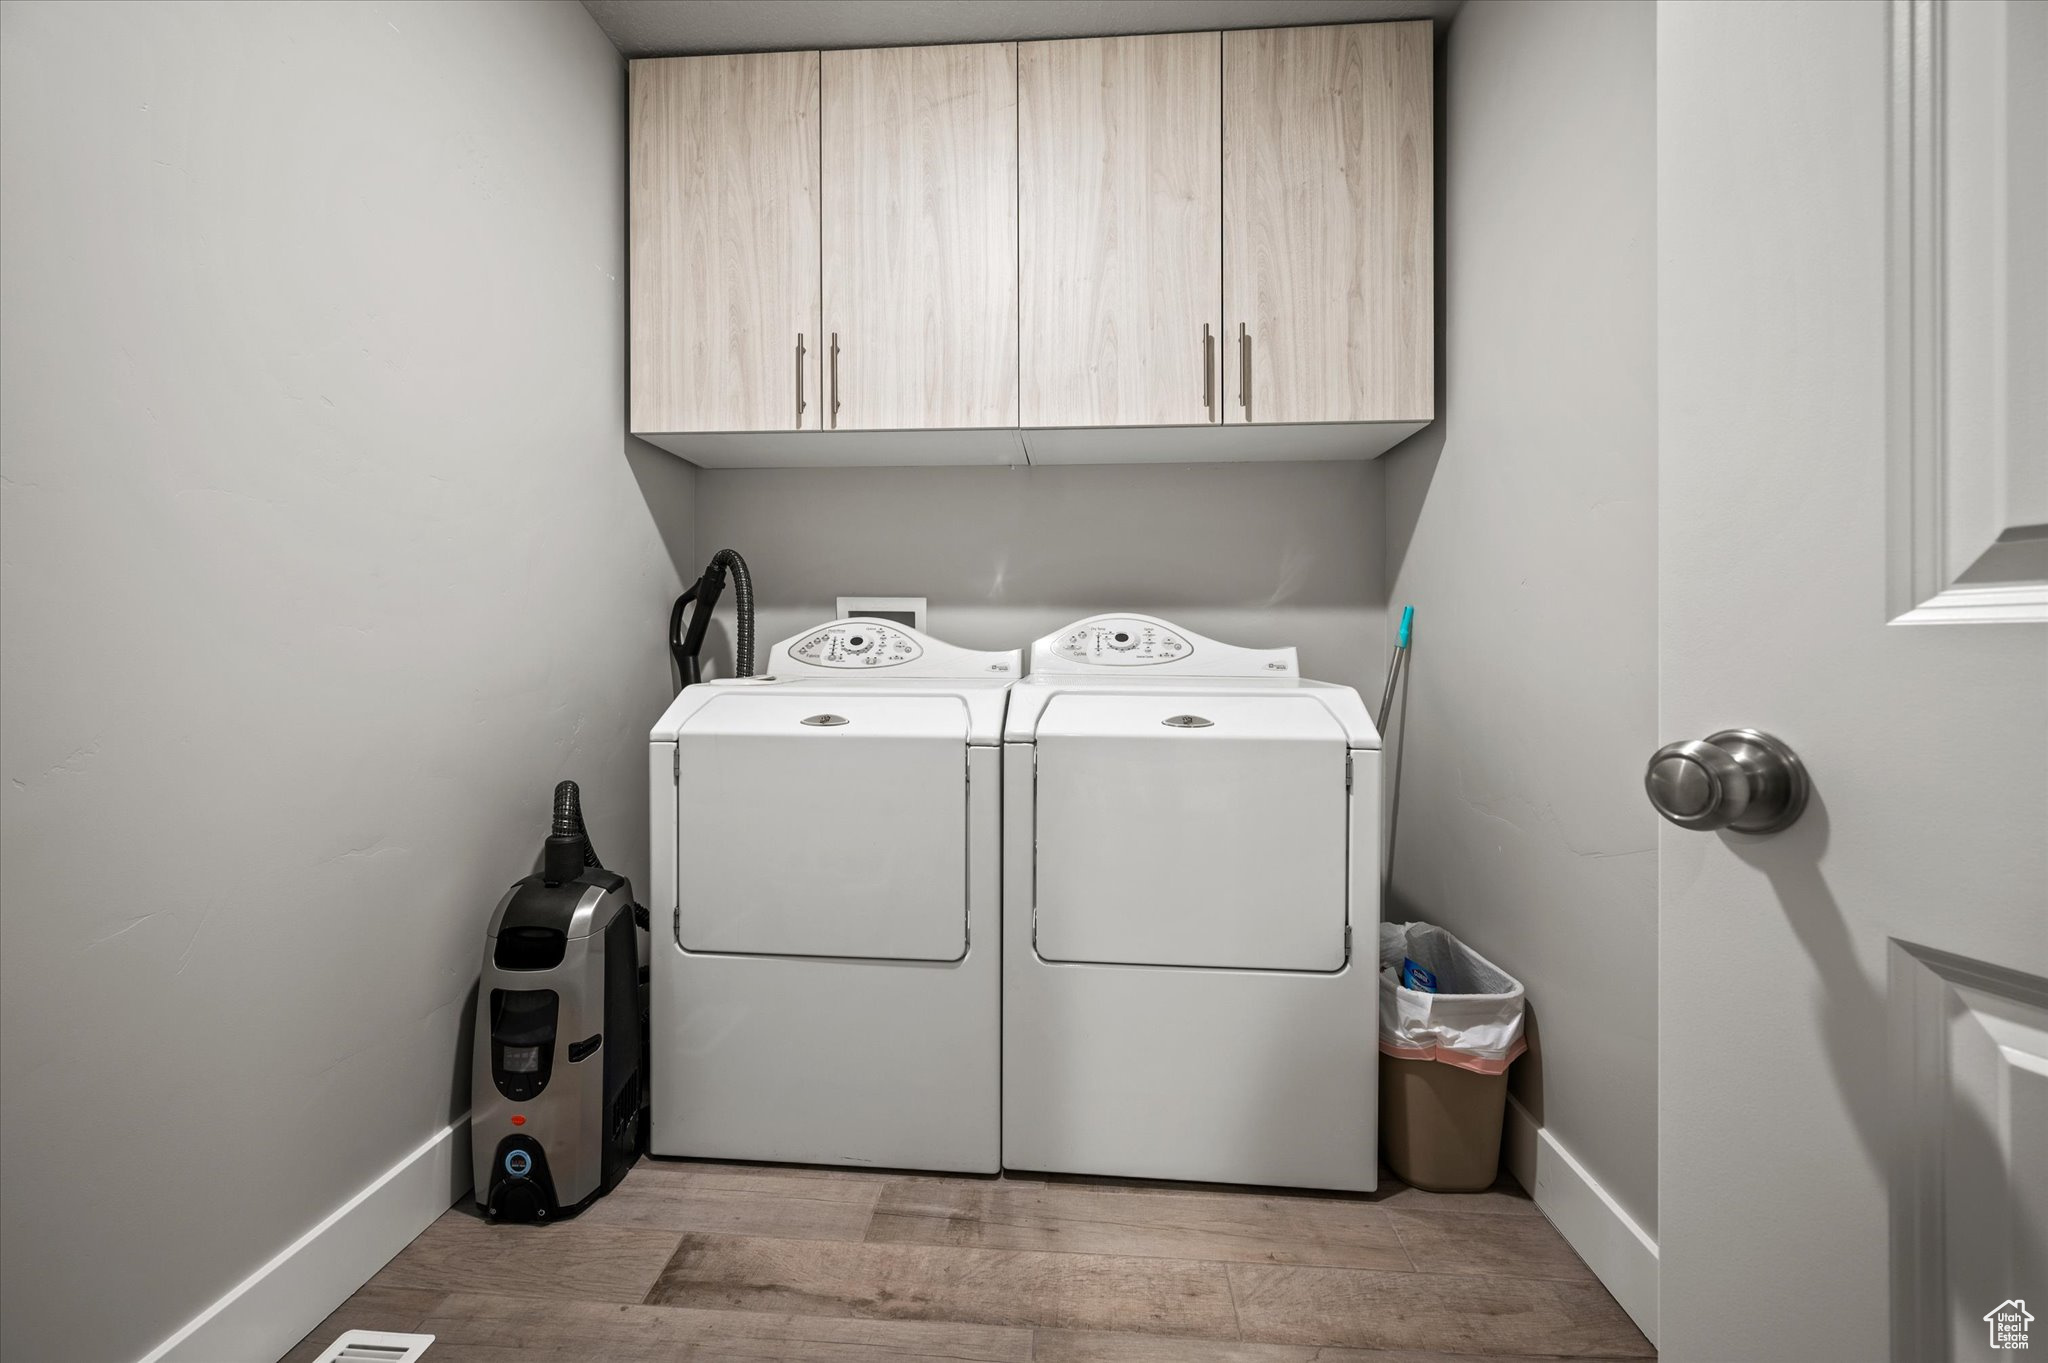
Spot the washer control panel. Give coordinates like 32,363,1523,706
1052,618,1193,667
1030,613,1298,677
788,622,924,669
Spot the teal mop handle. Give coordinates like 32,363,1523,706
1376,605,1413,736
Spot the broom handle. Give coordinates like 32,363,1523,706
1376,606,1413,736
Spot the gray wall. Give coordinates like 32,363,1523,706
1381,0,1658,1232
0,4,693,1360
696,463,1391,694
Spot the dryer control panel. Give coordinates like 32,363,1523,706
766,620,1023,679
1052,618,1193,666
1030,614,1298,677
788,622,923,669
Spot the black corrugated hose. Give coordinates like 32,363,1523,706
668,548,755,688
710,549,754,678
551,779,602,869
547,780,649,930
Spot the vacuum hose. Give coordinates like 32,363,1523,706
669,548,755,689
543,780,601,884
552,781,602,866
713,549,755,679
543,780,648,930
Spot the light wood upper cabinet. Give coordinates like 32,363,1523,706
628,23,1434,464
821,43,1018,431
1223,22,1433,424
630,52,821,434
1019,33,1223,429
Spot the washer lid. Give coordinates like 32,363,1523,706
1035,691,1347,742
1031,691,1351,972
674,692,970,962
655,675,1013,745
1003,677,1379,748
668,690,971,740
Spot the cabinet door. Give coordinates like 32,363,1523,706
630,52,821,434
1020,33,1222,428
822,43,1017,430
1223,22,1433,424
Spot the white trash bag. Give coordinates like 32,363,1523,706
1378,921,1527,1074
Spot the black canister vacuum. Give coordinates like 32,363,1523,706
471,782,643,1221
471,550,755,1221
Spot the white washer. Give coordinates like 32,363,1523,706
649,620,1018,1173
1003,614,1381,1191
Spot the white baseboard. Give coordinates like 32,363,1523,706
136,1115,470,1363
1504,1096,1659,1347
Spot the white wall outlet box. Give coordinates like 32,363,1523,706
838,597,927,631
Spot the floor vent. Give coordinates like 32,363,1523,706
313,1331,435,1363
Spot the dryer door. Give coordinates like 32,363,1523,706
675,692,968,961
1033,692,1349,971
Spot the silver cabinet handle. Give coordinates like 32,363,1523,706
795,334,806,429
829,332,840,429
1237,323,1250,418
1203,324,1215,420
1645,729,1809,834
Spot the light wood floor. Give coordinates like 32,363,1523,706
283,1158,1655,1362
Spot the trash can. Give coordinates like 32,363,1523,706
1378,922,1527,1192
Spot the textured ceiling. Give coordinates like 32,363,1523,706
581,0,1462,57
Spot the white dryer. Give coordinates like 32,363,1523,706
649,619,1018,1173
1003,614,1381,1191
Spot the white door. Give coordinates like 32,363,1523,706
1658,3,2047,1361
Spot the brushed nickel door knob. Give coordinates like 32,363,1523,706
1645,729,1809,834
